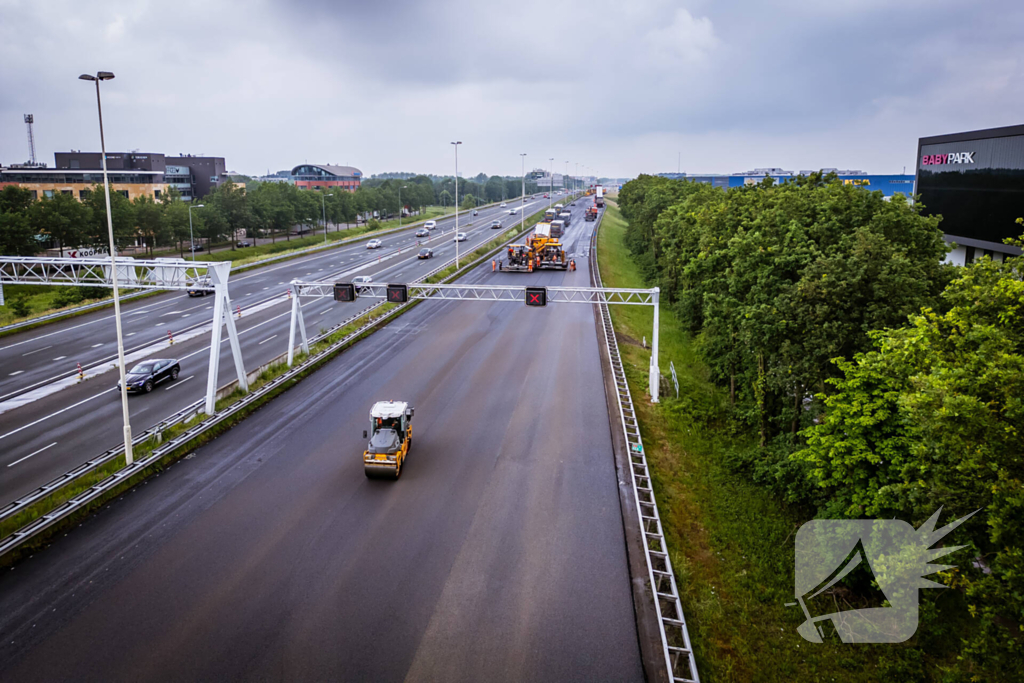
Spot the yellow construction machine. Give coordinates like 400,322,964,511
362,400,414,479
499,222,568,272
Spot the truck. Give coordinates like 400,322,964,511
500,222,568,271
543,209,557,223
549,219,565,238
362,400,414,479
595,186,605,208
585,206,598,221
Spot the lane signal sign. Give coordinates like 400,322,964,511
387,284,409,303
525,286,547,307
334,283,356,302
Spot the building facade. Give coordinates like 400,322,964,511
658,169,916,197
916,124,1024,265
0,151,229,203
291,165,361,191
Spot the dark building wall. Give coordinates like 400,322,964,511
173,156,226,198
916,124,1024,252
55,152,166,172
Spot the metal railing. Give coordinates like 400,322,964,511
589,211,699,682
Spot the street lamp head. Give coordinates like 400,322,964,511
98,71,115,80
194,204,204,208
451,141,462,145
78,74,97,81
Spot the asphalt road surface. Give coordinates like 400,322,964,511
0,198,584,508
0,203,644,682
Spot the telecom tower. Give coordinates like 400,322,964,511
24,114,37,165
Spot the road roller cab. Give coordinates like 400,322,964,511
363,400,414,479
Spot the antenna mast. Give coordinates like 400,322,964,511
24,114,37,165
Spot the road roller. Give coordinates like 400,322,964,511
362,400,414,479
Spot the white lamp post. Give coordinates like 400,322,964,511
321,192,333,243
79,70,134,466
188,203,204,261
451,141,462,268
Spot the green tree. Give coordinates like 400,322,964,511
83,185,137,252
29,192,89,256
0,211,38,256
133,194,166,255
0,185,33,214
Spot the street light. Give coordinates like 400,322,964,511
188,203,204,261
451,141,462,268
321,192,334,243
398,185,407,227
80,70,135,466
520,153,527,232
549,158,554,207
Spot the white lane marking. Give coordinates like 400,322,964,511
52,356,67,361
0,297,175,351
91,343,103,348
258,334,278,345
9,371,24,376
160,310,184,317
155,323,165,327
126,332,136,337
164,375,194,390
7,441,58,467
0,388,115,441
181,314,190,318
21,345,54,357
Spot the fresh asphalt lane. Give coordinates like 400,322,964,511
0,203,642,682
0,199,579,506
0,200,526,402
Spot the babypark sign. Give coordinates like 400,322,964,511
922,151,975,166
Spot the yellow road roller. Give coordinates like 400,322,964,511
363,400,414,479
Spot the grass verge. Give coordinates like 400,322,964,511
597,201,881,682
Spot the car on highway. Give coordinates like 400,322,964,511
472,210,479,216
415,228,429,237
236,240,252,248
418,248,434,259
543,194,549,198
186,275,213,297
423,220,437,230
366,239,383,249
187,242,204,252
500,202,507,208
117,358,180,394
454,232,468,242
352,275,373,291
508,208,516,214
490,220,502,229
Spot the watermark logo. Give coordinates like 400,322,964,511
791,508,976,643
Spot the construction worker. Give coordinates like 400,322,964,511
492,259,496,272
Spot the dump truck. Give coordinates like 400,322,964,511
362,400,414,479
595,187,605,208
585,206,598,221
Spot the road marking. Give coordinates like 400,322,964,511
165,375,194,390
126,332,136,337
22,345,53,356
160,310,184,317
258,334,278,345
155,323,164,327
0,388,114,442
181,314,190,318
52,356,66,361
7,442,58,467
9,371,24,376
91,343,103,348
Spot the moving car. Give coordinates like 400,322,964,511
472,210,479,216
500,202,507,207
352,275,373,291
367,239,383,249
454,232,468,242
187,243,204,252
186,275,213,297
418,248,434,259
236,240,252,248
415,228,429,237
117,358,180,394
423,220,437,230
508,208,517,214
490,220,502,229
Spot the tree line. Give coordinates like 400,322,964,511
0,172,542,258
619,173,1021,678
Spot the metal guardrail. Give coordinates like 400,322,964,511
589,211,699,682
0,207,543,557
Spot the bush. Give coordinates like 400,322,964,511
8,295,30,318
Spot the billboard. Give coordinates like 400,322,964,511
916,125,1024,250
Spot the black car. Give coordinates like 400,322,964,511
188,243,204,252
118,358,180,394
418,248,434,259
237,240,252,248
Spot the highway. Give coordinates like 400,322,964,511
0,198,559,506
0,198,580,504
0,202,645,681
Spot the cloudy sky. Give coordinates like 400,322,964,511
1,0,1021,179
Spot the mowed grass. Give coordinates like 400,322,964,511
597,202,881,682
